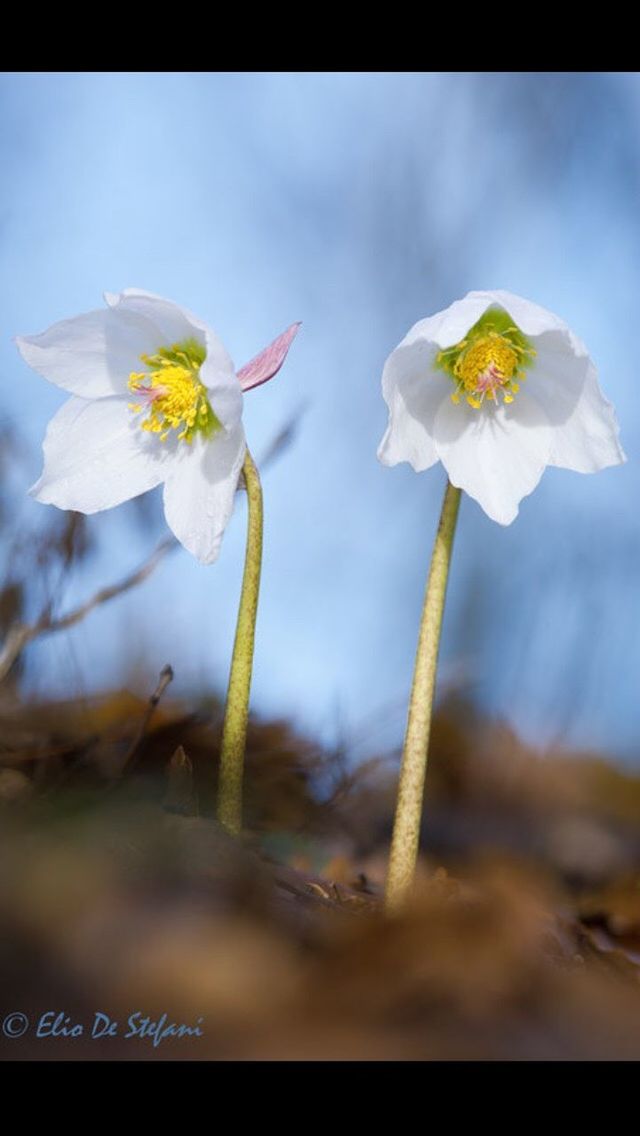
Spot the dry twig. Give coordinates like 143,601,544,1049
0,408,305,684
118,664,174,775
163,744,197,815
0,537,176,683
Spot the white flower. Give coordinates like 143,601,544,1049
16,289,300,563
377,289,626,524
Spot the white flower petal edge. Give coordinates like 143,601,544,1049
425,289,572,347
105,289,242,431
105,288,212,349
545,361,626,472
378,338,450,472
30,396,168,513
433,391,552,524
162,426,247,565
15,308,160,399
378,289,626,523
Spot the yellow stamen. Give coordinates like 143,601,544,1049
435,312,535,411
454,333,518,393
127,339,219,444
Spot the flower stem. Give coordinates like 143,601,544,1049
217,447,263,835
384,478,461,912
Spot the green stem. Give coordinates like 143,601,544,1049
385,478,461,912
217,447,263,835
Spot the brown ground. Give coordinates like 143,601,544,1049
1,687,639,1061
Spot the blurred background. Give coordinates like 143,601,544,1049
3,72,640,1063
1,71,638,765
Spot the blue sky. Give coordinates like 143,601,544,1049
1,72,639,762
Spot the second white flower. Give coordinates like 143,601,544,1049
377,289,625,523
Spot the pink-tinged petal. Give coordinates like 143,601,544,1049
237,322,301,392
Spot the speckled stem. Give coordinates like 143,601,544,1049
385,479,461,912
217,447,263,835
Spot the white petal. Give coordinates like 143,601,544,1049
15,308,160,398
107,289,242,431
31,396,168,513
107,288,234,371
477,290,572,337
520,332,588,420
378,338,450,471
399,290,578,351
106,288,207,347
546,361,627,472
201,328,243,432
162,425,246,565
426,293,497,347
433,391,553,524
519,335,625,471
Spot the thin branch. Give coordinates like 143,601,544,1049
118,663,174,775
258,402,307,471
0,408,304,685
0,537,177,683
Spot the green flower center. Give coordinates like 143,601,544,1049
435,310,536,409
128,338,221,443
